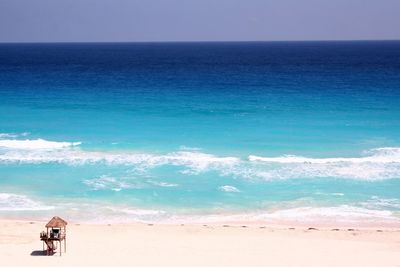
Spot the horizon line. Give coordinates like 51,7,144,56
0,39,400,44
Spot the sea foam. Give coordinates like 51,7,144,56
83,175,179,191
83,175,141,191
246,147,400,180
249,147,400,164
219,185,241,192
0,138,81,150
0,149,240,175
254,205,396,222
0,140,399,180
0,193,54,211
154,205,399,225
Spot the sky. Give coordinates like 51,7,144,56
0,0,399,42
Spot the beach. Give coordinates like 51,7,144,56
1,42,400,266
0,220,399,267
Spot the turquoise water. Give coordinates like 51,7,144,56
0,41,400,225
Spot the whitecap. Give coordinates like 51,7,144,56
156,205,399,225
255,205,396,222
246,147,400,180
219,185,240,193
360,196,400,210
249,147,400,164
1,144,400,181
147,180,179,187
0,193,54,211
0,138,81,150
179,145,202,151
0,132,30,139
0,133,19,139
0,149,240,175
83,175,141,191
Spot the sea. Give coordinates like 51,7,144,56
0,41,399,226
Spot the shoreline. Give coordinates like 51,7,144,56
1,215,399,230
2,219,400,233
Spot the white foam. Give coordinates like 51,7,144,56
150,205,399,225
249,147,400,164
83,175,140,191
1,145,400,180
254,205,396,222
84,175,180,191
314,192,344,196
219,185,240,193
0,149,239,175
242,162,400,180
0,193,54,211
0,139,81,150
245,147,400,180
0,133,18,139
93,206,168,223
360,196,400,210
147,180,179,187
0,132,31,139
0,195,396,225
108,207,166,216
179,146,202,151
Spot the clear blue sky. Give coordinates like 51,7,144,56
0,0,399,42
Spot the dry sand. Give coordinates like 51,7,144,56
0,220,399,267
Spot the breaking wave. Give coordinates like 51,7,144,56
0,138,81,150
83,175,141,192
0,193,54,211
97,205,400,225
0,145,239,175
247,147,400,180
219,185,241,193
0,138,399,180
0,192,398,226
249,147,400,164
0,132,30,139
83,176,178,192
252,205,397,223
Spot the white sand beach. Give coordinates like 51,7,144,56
0,220,399,267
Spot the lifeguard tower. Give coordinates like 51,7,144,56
40,216,67,256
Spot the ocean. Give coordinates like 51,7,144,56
0,41,399,225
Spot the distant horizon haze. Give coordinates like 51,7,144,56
0,39,400,44
0,0,399,42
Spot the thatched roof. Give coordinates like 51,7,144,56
46,216,68,228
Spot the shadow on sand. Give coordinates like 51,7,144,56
30,250,54,256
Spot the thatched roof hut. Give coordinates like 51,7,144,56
46,216,68,228
41,216,68,256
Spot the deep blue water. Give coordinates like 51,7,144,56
0,41,400,224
